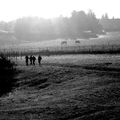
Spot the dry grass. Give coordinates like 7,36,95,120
0,55,120,120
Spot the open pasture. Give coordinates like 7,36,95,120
1,32,120,55
0,54,120,119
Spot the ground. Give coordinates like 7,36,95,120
0,54,120,120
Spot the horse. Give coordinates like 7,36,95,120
61,41,67,45
75,40,80,44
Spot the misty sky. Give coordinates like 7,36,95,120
0,0,119,21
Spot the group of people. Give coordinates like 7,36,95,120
25,55,42,66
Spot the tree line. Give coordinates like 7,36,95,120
0,10,119,41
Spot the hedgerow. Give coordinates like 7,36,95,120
0,55,16,96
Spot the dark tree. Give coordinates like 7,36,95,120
0,55,17,96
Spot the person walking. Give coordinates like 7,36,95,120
32,56,36,65
38,55,42,65
25,55,29,66
30,55,33,65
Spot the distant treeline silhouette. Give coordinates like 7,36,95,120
0,10,120,41
0,10,103,41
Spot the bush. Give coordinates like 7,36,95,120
0,55,16,96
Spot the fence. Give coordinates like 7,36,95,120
1,44,120,58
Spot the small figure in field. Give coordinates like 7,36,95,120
32,56,36,65
30,55,33,65
38,55,42,65
25,55,29,66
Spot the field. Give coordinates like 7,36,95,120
0,54,120,120
1,32,120,55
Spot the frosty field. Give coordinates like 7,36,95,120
0,54,120,120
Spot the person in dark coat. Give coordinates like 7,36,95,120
25,55,29,66
30,55,33,65
38,55,42,65
32,56,36,65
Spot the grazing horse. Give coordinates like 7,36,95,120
75,40,80,44
61,41,67,45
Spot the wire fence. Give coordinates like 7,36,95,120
1,44,120,59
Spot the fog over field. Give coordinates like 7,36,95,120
1,0,120,120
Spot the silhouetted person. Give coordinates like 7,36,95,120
38,55,42,65
30,55,33,65
32,56,36,65
25,55,29,66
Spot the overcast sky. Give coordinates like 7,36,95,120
0,0,119,21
